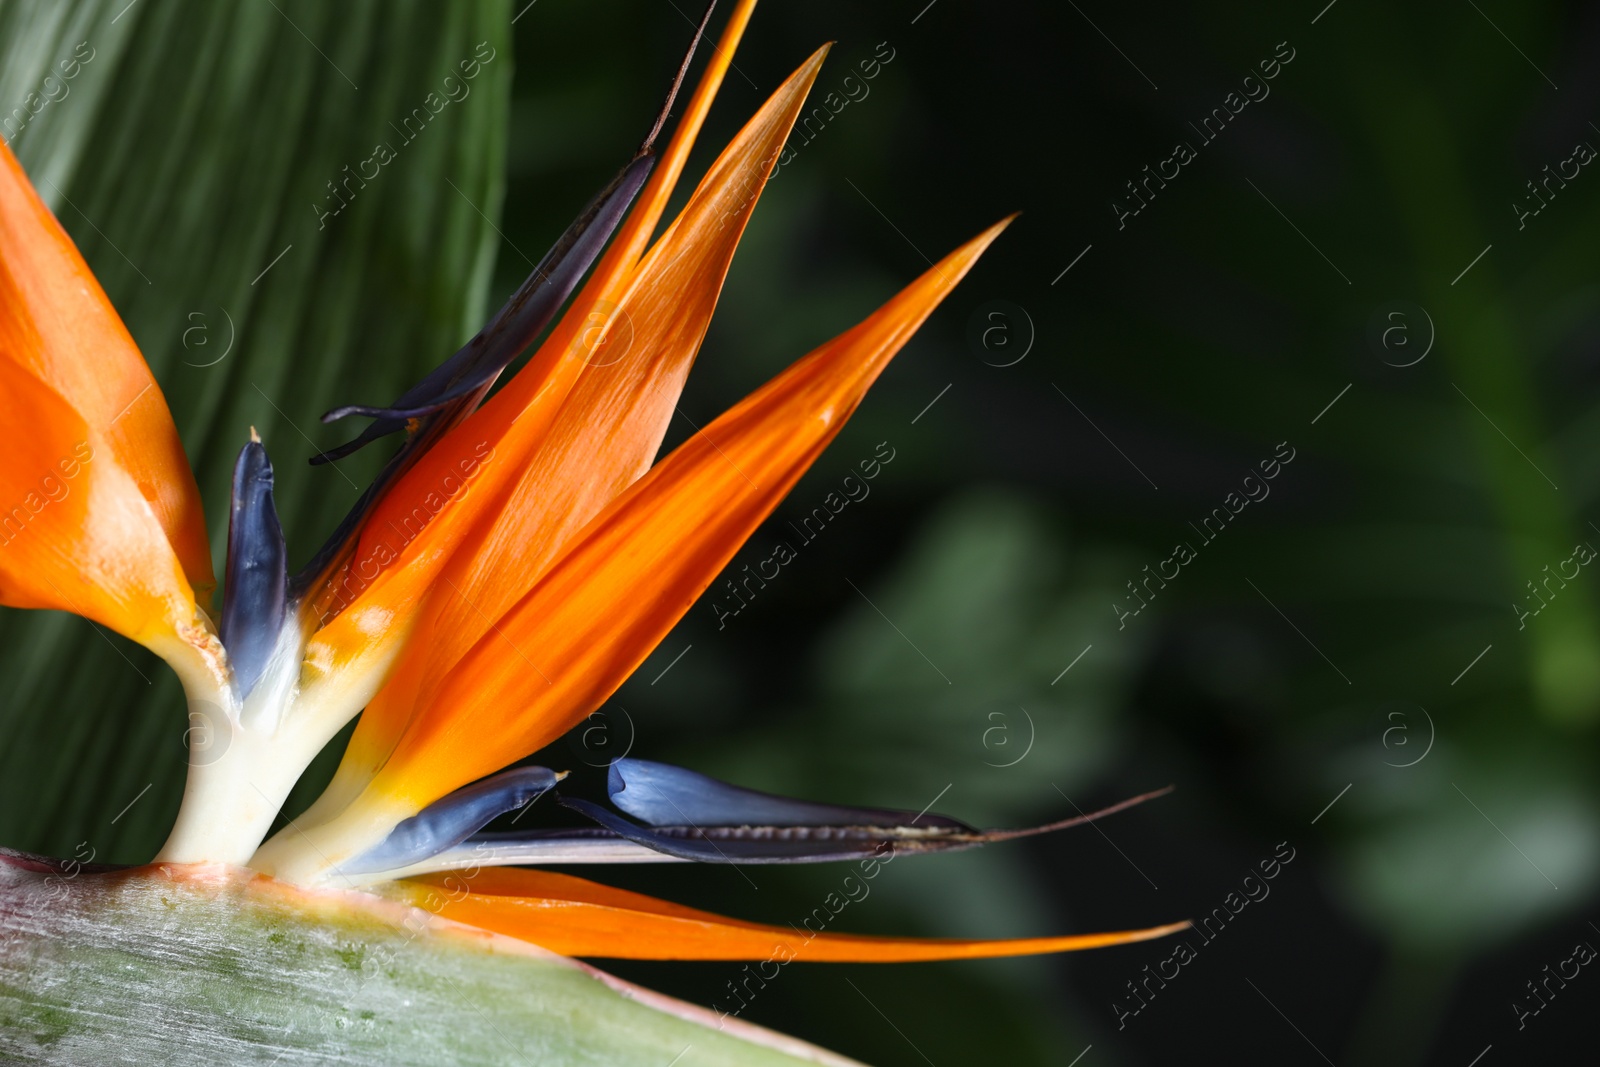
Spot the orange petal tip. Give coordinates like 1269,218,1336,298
398,869,1192,963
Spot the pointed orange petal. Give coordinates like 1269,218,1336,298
344,45,831,782
433,42,831,675
385,220,1010,807
400,868,1189,961
0,139,211,648
581,0,760,303
316,0,763,630
297,0,764,687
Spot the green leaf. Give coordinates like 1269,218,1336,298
0,855,860,1067
0,0,510,862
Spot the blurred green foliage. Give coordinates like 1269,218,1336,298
530,2,1600,1063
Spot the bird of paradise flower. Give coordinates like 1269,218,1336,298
0,2,1183,1061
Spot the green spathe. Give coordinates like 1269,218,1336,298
0,852,862,1067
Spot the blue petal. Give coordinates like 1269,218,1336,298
339,766,560,875
218,435,286,698
349,777,1175,876
606,758,972,830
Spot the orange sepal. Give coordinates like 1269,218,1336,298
0,139,210,646
345,45,831,779
401,868,1190,961
309,0,763,634
362,218,1011,817
298,0,765,685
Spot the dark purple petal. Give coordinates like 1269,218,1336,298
312,155,653,461
292,4,719,611
606,758,971,830
559,797,930,864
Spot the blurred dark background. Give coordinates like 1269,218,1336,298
2,1,1598,1063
